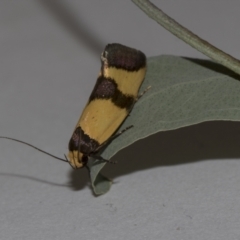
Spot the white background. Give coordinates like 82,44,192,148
1,1,240,239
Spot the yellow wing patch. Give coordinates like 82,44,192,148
103,67,146,97
78,99,128,144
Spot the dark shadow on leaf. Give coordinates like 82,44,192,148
0,172,68,187
101,121,240,180
37,0,104,55
184,57,240,81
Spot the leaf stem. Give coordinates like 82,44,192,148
132,0,240,75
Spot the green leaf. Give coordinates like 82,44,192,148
89,55,240,195
88,159,112,195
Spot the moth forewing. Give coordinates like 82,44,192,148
68,43,147,169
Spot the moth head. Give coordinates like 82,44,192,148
67,151,88,169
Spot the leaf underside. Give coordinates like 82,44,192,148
88,55,240,195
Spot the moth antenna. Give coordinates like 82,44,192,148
0,136,69,163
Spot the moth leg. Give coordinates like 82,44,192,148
91,154,117,164
92,125,133,164
111,125,133,140
95,125,133,152
136,85,151,102
128,86,151,117
92,87,150,159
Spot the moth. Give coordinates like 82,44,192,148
0,43,148,169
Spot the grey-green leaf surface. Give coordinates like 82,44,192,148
88,55,240,195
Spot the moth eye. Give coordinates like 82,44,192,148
82,155,88,165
